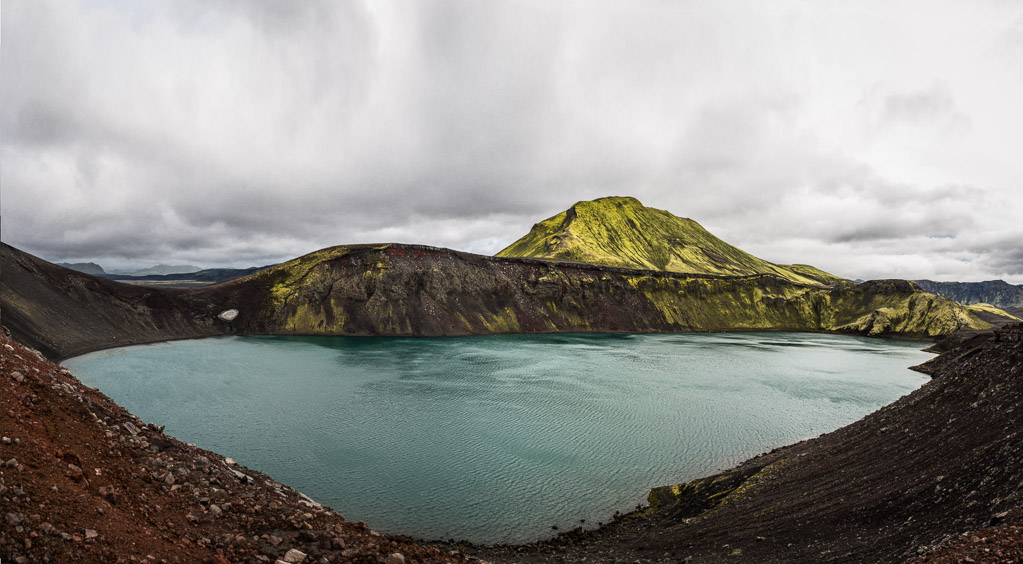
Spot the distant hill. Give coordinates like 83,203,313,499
54,262,202,276
497,196,843,286
124,264,202,276
56,262,106,275
913,279,1023,310
965,303,1022,327
97,266,271,284
105,264,202,276
0,242,992,361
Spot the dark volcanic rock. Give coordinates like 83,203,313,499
915,279,1023,310
1,243,227,360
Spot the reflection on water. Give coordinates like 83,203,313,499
64,332,932,543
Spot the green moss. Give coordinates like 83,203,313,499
254,245,360,309
828,285,992,337
475,307,522,333
780,263,848,285
619,274,988,337
454,312,475,331
497,196,838,285
235,241,984,340
625,275,817,330
284,302,324,332
967,303,1021,321
647,458,790,525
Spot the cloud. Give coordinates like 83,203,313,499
850,81,972,140
2,0,1023,283
881,83,964,126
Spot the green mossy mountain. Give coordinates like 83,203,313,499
1,242,992,362
498,196,843,285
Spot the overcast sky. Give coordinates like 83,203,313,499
3,1,1022,282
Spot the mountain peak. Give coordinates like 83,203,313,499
498,196,841,285
586,195,644,206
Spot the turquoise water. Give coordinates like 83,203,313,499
64,333,932,543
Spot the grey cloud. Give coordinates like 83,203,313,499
3,1,1023,283
882,82,958,125
994,16,1023,74
854,81,972,138
983,248,1023,276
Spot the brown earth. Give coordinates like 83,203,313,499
905,523,1023,563
0,328,480,564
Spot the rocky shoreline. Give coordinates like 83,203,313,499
0,329,480,564
469,324,1023,563
3,320,1022,562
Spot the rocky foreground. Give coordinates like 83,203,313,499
2,323,1022,563
0,329,479,564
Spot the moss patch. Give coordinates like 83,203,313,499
967,302,1021,321
497,196,840,285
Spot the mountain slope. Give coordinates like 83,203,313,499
1,242,990,362
0,243,224,360
56,261,106,275
497,196,842,285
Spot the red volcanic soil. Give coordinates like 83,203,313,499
2,295,1022,563
905,523,1023,563
0,328,480,564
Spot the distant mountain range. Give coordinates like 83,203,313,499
56,261,107,275
57,262,201,276
914,279,1023,310
95,266,271,284
114,264,203,276
56,261,269,283
497,196,845,286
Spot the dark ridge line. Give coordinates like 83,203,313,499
353,243,834,288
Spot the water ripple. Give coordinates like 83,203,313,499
64,332,932,544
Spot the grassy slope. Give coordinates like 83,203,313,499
967,302,1022,321
497,197,843,285
780,263,849,286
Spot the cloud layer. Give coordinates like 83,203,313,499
3,0,1022,282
